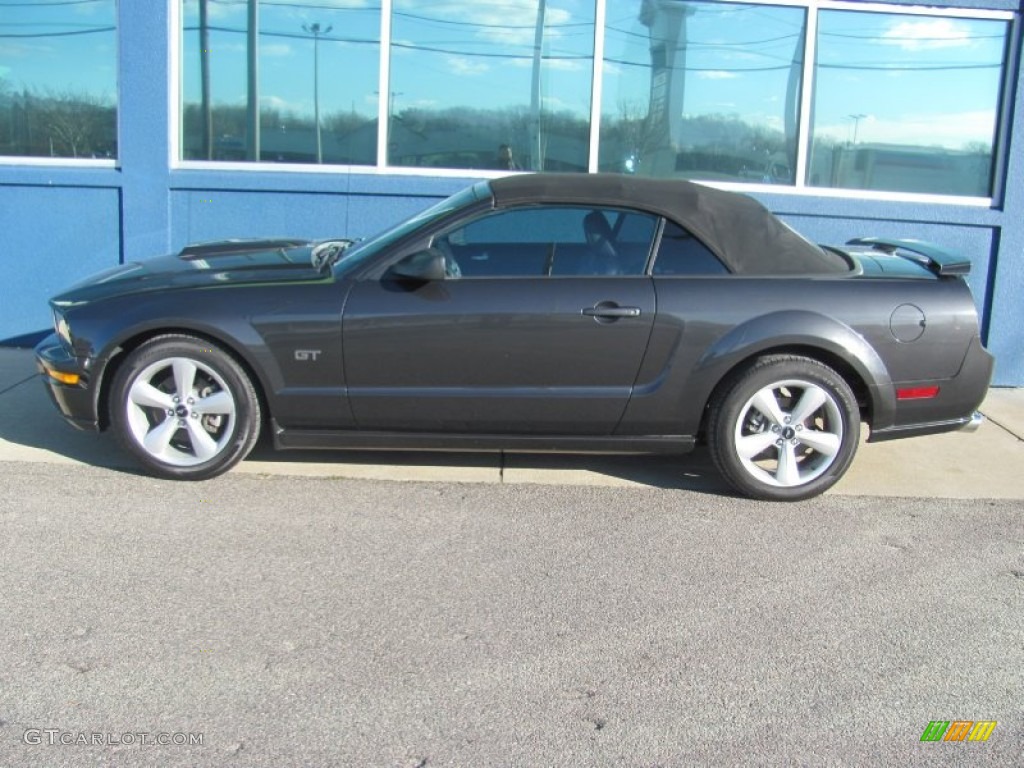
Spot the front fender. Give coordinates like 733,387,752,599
63,290,288,431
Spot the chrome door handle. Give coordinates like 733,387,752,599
582,305,641,318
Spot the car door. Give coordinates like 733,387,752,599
341,205,659,434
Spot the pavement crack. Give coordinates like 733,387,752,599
979,412,1024,442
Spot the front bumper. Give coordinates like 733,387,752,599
35,333,101,431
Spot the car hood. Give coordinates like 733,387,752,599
51,239,330,306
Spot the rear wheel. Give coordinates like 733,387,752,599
109,335,261,480
707,355,860,501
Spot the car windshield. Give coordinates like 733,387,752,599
331,182,490,276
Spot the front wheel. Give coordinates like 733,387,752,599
707,355,860,501
109,335,261,480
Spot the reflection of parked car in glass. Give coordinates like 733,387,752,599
36,174,992,500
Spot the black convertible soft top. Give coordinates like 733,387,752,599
489,173,850,275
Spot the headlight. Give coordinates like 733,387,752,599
53,310,72,346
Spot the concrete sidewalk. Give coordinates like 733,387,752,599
2,347,1022,498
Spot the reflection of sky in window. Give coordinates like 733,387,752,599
389,0,595,118
180,0,597,120
0,0,116,99
181,0,382,117
602,1,804,131
814,12,1007,150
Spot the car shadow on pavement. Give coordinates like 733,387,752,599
0,350,136,471
245,436,730,492
1,348,730,492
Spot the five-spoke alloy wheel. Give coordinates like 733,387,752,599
708,355,860,501
110,335,261,480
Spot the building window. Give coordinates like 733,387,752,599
599,0,806,183
173,1,1015,201
0,0,117,160
387,0,596,172
809,9,1010,197
180,0,380,164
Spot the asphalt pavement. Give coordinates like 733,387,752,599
0,465,1022,766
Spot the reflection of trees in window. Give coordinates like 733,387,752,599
0,0,117,160
600,104,790,182
807,134,993,197
0,84,116,159
675,115,788,180
181,102,376,164
389,106,588,171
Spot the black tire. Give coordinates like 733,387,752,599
707,355,860,501
109,335,261,480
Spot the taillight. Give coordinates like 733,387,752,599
896,385,940,400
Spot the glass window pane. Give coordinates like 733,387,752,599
438,206,656,276
652,221,727,275
600,1,805,183
180,0,380,164
0,0,117,159
810,10,1009,197
389,1,595,172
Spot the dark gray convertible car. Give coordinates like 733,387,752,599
35,174,993,500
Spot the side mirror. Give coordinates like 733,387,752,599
388,248,447,281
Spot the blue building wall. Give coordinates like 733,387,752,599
1,1,1022,384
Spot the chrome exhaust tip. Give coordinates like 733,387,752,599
961,411,985,433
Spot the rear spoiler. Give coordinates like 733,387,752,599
179,238,309,260
847,237,971,277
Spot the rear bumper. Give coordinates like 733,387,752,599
869,411,983,441
34,334,101,431
869,336,993,443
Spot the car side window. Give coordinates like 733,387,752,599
652,221,729,276
434,206,657,278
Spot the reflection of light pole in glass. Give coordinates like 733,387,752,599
529,0,546,171
848,113,867,146
640,1,692,177
246,0,260,161
199,0,212,159
303,22,332,163
374,90,403,118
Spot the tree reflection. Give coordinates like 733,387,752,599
0,83,116,159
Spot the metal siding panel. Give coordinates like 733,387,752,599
0,186,121,340
117,1,171,261
169,190,348,251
